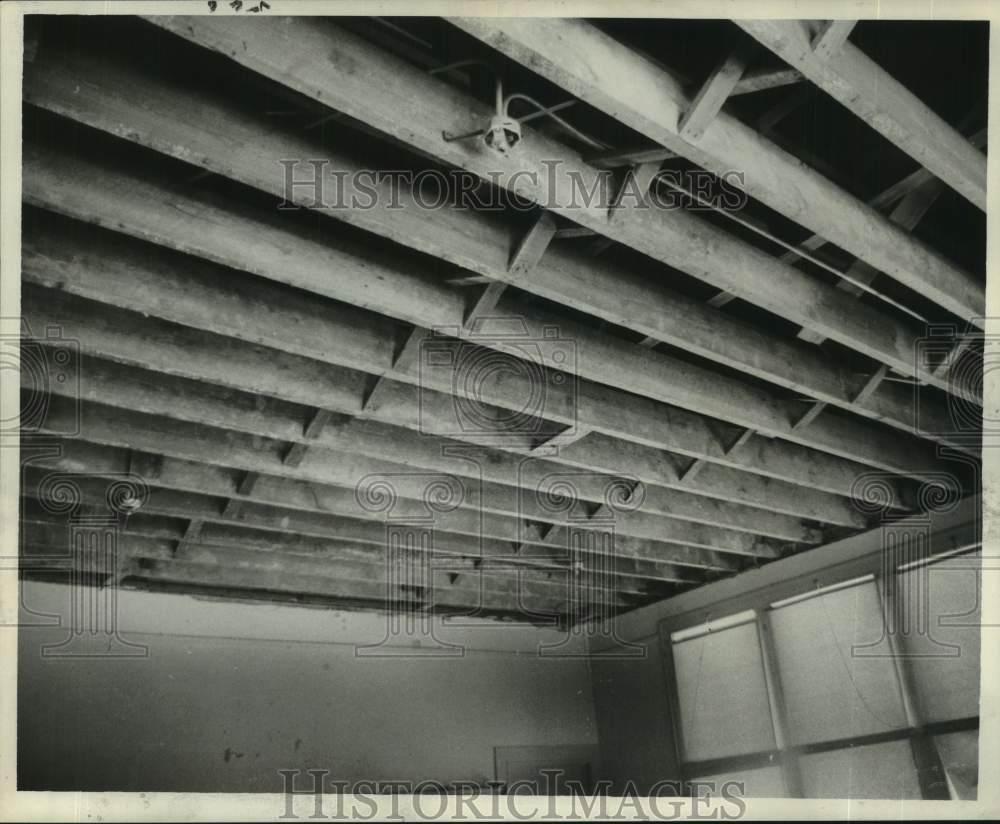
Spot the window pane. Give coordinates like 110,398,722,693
690,764,786,798
672,619,774,761
897,552,981,722
935,729,978,800
799,740,921,799
769,581,908,744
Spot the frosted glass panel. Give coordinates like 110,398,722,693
799,740,921,799
672,619,774,761
691,765,786,798
936,730,978,800
898,552,981,722
769,581,908,744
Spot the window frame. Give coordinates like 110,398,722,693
657,546,982,800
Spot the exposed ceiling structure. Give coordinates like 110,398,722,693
19,15,986,623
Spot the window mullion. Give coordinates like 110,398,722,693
754,608,804,797
876,570,951,800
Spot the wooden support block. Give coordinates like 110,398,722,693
532,426,591,452
732,67,803,96
282,442,310,468
302,407,334,440
685,427,753,478
446,274,492,287
679,42,754,141
608,161,663,221
679,458,705,483
464,280,507,328
508,210,557,278
585,145,676,170
932,335,975,379
851,364,889,405
723,427,755,455
810,20,858,59
237,472,259,496
221,499,243,520
282,407,336,468
553,227,597,239
219,472,254,518
176,518,204,554
792,400,828,431
361,326,429,412
706,290,736,309
392,325,429,368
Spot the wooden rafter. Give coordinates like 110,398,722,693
22,120,965,482
22,48,968,457
448,17,984,327
738,19,987,211
22,211,935,501
18,15,984,614
24,284,867,529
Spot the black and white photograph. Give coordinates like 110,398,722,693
0,1,996,820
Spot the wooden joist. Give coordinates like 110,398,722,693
18,16,985,613
809,20,858,59
448,18,984,326
678,42,753,141
796,173,951,345
23,442,741,576
29,391,791,560
737,19,987,211
707,124,984,316
22,525,597,616
19,501,668,598
53,357,821,543
23,218,930,527
21,146,954,482
22,49,968,455
732,66,803,95
508,210,558,279
24,283,868,529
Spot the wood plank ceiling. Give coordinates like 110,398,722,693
19,15,986,622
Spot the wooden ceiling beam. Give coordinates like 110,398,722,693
732,66,803,95
678,41,754,141
24,229,912,526
21,148,950,480
50,356,819,544
737,19,987,211
22,491,696,593
809,20,858,59
29,394,786,560
23,48,967,454
24,284,867,528
20,506,662,600
23,445,738,577
449,18,984,325
21,528,588,617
